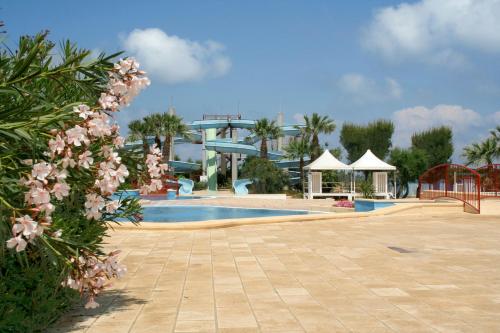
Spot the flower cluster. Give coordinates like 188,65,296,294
63,250,127,309
140,144,169,194
334,200,355,208
7,58,151,308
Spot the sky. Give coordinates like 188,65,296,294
3,0,500,162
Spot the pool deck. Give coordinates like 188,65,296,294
52,199,500,333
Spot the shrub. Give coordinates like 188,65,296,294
241,157,287,194
0,32,157,332
359,180,375,199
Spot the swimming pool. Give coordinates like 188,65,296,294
136,205,310,223
141,195,213,201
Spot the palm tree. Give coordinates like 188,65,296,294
160,113,190,163
250,118,282,159
285,136,312,189
143,113,163,149
128,119,150,154
301,113,336,160
462,137,499,166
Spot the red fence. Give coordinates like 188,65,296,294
419,164,481,213
476,164,500,199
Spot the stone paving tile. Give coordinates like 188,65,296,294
52,206,500,332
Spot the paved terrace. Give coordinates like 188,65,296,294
53,200,500,333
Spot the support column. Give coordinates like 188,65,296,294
220,128,227,177
206,128,217,192
168,105,176,161
201,130,207,177
231,128,238,183
277,111,284,151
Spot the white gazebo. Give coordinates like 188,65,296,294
349,149,397,199
304,150,352,199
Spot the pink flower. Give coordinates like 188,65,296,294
27,187,51,205
109,79,128,96
105,200,119,213
78,151,94,169
115,164,129,183
6,236,27,252
66,125,89,147
48,135,65,155
13,215,38,237
61,157,77,169
85,193,105,220
113,136,125,148
52,182,70,200
99,93,118,111
74,104,93,120
32,162,52,181
87,117,112,138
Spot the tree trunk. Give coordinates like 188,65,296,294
142,139,149,155
312,134,320,160
155,135,161,150
299,157,304,191
162,135,171,164
260,139,268,159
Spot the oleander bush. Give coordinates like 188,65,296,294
0,32,162,332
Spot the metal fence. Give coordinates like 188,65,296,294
419,164,481,213
476,164,500,198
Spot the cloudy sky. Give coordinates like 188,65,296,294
3,0,500,161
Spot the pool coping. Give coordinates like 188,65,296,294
113,201,463,230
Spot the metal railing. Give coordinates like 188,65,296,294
419,164,481,213
476,164,500,198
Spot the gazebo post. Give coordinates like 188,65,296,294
393,171,397,198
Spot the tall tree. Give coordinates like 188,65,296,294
250,118,282,159
285,136,312,189
462,131,500,166
302,113,336,160
340,119,394,163
143,113,163,149
128,119,150,154
389,148,428,198
160,113,190,163
411,126,453,168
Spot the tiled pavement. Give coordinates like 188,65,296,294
53,211,500,332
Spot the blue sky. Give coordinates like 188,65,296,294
3,0,500,161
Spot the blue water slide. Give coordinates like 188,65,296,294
205,140,283,159
178,178,194,195
233,178,253,195
169,160,201,172
188,119,256,130
273,158,310,169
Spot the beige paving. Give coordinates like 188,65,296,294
52,201,500,333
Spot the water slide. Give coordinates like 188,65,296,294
125,119,307,190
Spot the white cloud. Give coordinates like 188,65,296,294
491,111,500,124
392,104,482,147
293,113,305,124
363,0,500,65
123,28,231,84
338,73,402,102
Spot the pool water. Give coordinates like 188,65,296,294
136,205,309,223
142,195,211,201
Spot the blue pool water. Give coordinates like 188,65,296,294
355,199,394,212
142,195,211,201
136,205,309,223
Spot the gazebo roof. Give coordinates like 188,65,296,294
349,149,396,171
305,150,351,170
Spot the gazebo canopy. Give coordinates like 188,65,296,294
349,149,396,171
305,150,351,170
